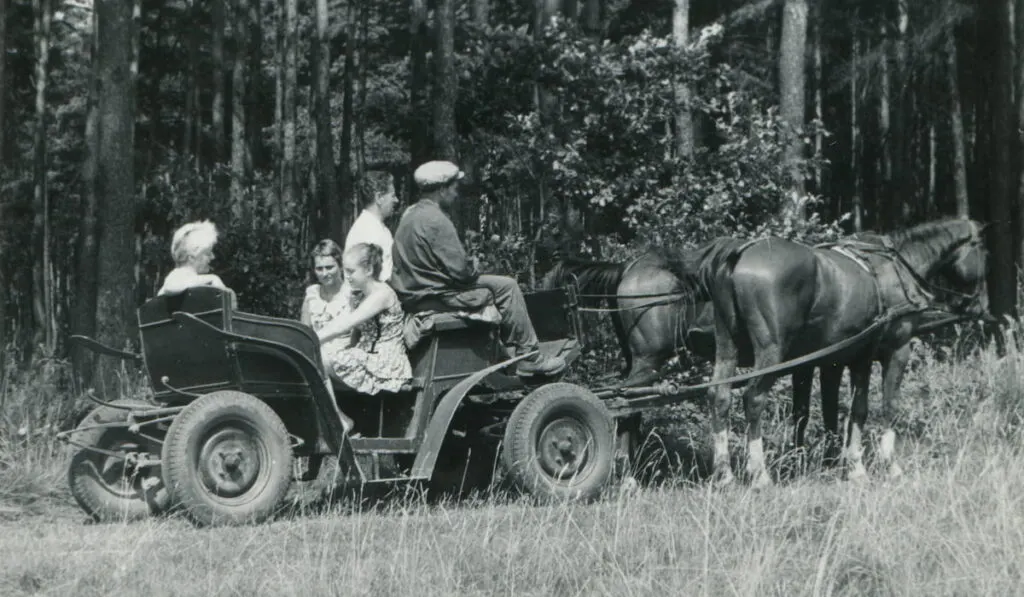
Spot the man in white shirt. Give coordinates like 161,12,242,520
344,170,399,281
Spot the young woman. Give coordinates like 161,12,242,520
302,242,412,395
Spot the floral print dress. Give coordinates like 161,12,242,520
305,283,413,395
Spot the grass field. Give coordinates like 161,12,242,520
1,323,1023,597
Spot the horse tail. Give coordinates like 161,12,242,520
659,237,753,300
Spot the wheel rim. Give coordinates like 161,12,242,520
537,416,594,481
197,425,269,500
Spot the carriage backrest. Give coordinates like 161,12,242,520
137,287,236,399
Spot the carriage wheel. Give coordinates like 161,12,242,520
162,391,293,527
68,401,172,523
502,383,615,503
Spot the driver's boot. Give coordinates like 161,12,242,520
516,352,567,377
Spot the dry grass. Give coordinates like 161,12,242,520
1,322,1023,596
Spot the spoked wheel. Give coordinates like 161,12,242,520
502,383,615,503
68,401,172,523
162,391,293,527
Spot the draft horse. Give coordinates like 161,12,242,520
693,218,989,487
540,253,714,385
543,251,855,458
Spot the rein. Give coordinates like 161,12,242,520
594,304,953,402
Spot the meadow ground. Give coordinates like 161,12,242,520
2,324,1024,597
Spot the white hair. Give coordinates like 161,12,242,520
170,220,219,266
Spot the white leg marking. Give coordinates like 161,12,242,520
879,429,903,479
747,437,773,488
845,422,867,482
713,430,734,487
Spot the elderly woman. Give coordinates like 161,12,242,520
158,220,236,306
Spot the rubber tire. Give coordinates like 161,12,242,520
68,400,172,523
502,383,616,503
161,391,293,527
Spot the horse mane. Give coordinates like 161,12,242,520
656,237,750,299
544,257,626,305
885,218,978,274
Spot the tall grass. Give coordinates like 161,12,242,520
1,320,1023,596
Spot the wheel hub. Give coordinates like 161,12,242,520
537,418,593,480
198,428,265,498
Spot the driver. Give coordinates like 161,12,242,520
390,160,566,378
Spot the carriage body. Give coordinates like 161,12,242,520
61,283,622,527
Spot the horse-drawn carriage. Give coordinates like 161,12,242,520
60,283,632,527
60,218,991,526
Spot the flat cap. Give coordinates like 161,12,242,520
413,160,465,190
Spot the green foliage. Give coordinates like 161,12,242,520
453,20,845,276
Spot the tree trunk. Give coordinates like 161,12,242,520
472,0,489,26
535,0,562,234
314,0,342,241
779,0,808,217
72,8,101,385
275,0,284,206
212,0,226,163
409,0,429,168
0,0,5,349
851,24,862,231
672,0,694,160
230,0,249,212
32,0,53,354
985,0,1016,319
432,0,457,162
94,0,137,390
283,0,297,214
183,0,198,156
582,0,600,35
876,18,892,229
0,0,7,172
339,8,355,228
1016,0,1024,263
948,34,969,218
890,0,909,228
812,2,823,192
246,0,261,179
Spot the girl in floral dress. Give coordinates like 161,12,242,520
304,242,412,395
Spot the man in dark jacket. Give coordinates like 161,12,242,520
391,160,566,377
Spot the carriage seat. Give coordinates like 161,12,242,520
402,304,501,351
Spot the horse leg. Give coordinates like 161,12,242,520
844,359,872,482
709,314,739,487
742,349,781,489
610,310,633,379
621,304,676,386
791,367,813,450
818,363,844,467
878,344,910,479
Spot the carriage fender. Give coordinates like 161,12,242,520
410,353,536,479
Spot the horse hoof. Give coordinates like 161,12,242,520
749,470,773,490
712,469,735,489
846,465,868,483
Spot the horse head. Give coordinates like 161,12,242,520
944,220,991,319
893,218,990,318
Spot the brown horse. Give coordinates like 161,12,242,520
540,253,714,385
689,218,989,487
543,252,853,459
